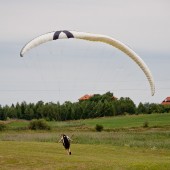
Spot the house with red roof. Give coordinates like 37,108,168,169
161,97,170,105
78,94,118,101
78,94,93,101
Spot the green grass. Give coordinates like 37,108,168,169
2,120,29,130
80,113,170,129
0,141,170,170
2,113,170,131
0,130,170,149
0,114,170,169
0,114,169,150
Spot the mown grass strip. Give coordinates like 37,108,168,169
0,141,170,170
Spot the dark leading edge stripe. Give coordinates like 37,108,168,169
53,31,61,40
53,30,74,40
62,30,74,38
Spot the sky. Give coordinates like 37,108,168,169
0,0,170,106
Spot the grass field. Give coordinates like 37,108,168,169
0,141,170,170
81,113,170,128
3,113,170,130
0,113,170,169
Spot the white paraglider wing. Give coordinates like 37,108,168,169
20,30,155,96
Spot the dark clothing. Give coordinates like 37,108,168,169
63,135,70,149
59,135,71,149
59,134,72,155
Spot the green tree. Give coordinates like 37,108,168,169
0,105,7,120
137,102,146,114
16,103,22,119
7,104,17,118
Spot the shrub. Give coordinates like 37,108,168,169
95,124,104,132
143,121,149,128
29,119,51,130
0,123,6,131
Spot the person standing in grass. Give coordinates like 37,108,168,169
59,134,72,155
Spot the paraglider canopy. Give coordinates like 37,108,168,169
20,30,155,96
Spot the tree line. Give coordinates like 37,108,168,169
0,92,170,121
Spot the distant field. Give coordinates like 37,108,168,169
81,113,170,129
0,113,170,150
0,141,170,170
3,113,170,130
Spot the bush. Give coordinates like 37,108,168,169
29,119,51,130
143,121,149,128
0,123,6,131
95,124,104,132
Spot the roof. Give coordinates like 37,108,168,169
79,94,118,101
112,96,118,100
161,97,170,105
78,94,93,101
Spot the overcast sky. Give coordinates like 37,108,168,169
0,0,170,105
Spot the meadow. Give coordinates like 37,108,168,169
0,113,170,169
0,141,170,170
3,113,170,130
